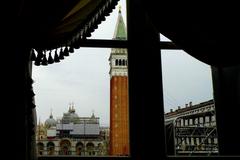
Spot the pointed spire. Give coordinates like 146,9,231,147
91,109,95,118
119,5,122,13
50,108,53,118
68,103,71,112
113,5,127,40
72,102,75,112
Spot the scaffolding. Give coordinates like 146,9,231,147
165,100,219,155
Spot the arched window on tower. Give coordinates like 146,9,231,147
115,59,118,66
119,59,122,66
122,59,125,66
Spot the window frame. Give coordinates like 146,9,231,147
37,0,240,160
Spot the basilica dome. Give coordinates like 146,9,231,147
62,105,80,123
45,114,57,128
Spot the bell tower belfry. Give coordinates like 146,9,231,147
109,7,129,156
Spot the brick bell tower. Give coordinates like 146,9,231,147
109,7,129,156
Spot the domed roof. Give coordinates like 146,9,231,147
68,104,79,118
45,113,57,128
62,104,79,123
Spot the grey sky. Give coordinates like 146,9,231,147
161,49,213,112
32,0,213,126
33,48,111,126
33,0,127,127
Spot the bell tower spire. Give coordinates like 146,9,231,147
109,6,129,156
109,7,127,78
113,6,126,40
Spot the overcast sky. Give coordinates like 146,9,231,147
32,0,213,126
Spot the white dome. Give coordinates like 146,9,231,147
45,114,57,127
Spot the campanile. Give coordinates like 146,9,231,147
109,7,129,155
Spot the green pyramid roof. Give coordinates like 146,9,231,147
113,9,127,40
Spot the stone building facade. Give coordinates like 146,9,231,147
36,105,109,156
165,100,218,155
